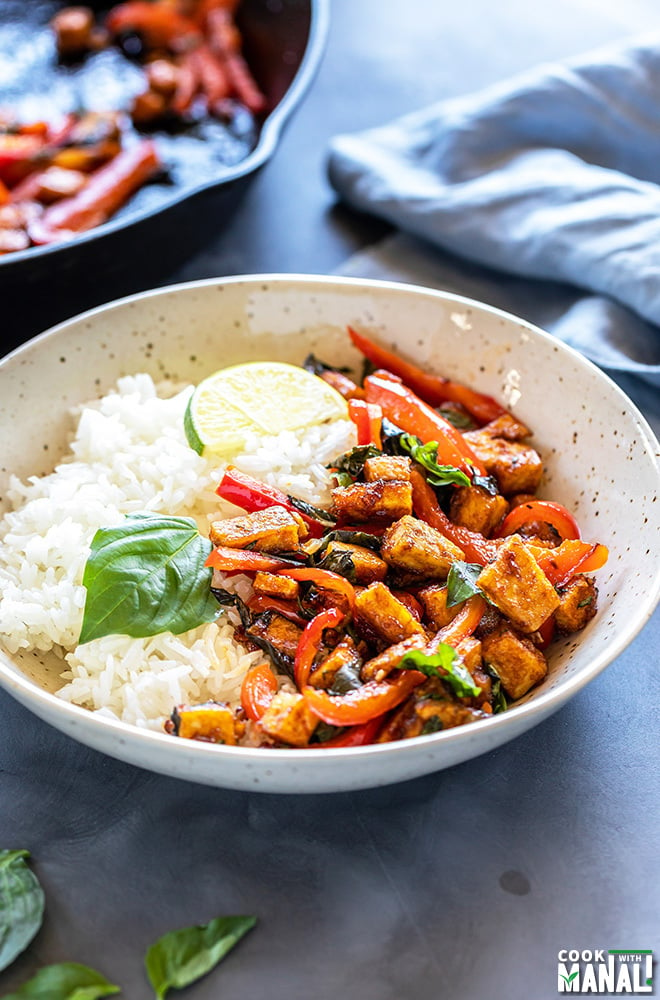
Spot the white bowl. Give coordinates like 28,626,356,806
1,275,658,793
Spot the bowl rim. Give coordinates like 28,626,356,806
0,272,659,766
0,0,331,271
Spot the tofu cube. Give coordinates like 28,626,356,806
210,505,303,552
462,429,543,496
381,515,465,579
361,634,427,682
253,571,300,601
418,584,459,630
449,485,509,536
259,691,318,747
555,576,598,634
174,702,241,744
330,480,413,522
355,582,427,646
477,534,560,633
323,540,388,584
481,624,548,699
309,636,362,689
363,455,412,482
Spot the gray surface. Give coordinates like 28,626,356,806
1,1,659,997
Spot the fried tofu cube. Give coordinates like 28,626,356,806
363,455,412,482
463,422,543,495
481,623,548,699
173,702,241,744
449,485,509,536
476,414,532,441
355,582,427,646
259,691,318,747
454,636,482,676
245,612,303,668
309,636,362,688
210,506,303,553
322,541,388,584
253,571,300,601
329,480,413,522
381,515,465,579
377,685,487,741
417,584,459,630
361,634,427,682
477,534,560,633
555,576,598,634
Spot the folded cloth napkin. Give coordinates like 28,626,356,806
328,36,660,386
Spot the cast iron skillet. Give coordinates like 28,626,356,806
0,0,328,291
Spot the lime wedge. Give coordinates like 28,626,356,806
184,361,349,457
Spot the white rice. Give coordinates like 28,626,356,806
0,374,355,731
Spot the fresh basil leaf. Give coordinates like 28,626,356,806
380,418,407,454
397,643,481,698
245,612,295,679
312,722,345,743
145,915,256,1000
331,445,382,482
334,471,353,488
316,549,357,583
286,495,336,525
436,406,476,431
329,661,363,696
484,663,508,714
0,850,45,972
446,561,485,608
398,434,471,488
80,514,219,644
210,587,252,629
315,529,381,555
302,354,351,376
1,962,120,999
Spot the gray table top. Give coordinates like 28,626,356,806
1,2,659,998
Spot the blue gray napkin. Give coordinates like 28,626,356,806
328,36,660,386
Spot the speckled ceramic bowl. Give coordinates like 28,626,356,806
0,275,658,793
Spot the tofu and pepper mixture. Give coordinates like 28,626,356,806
167,328,608,749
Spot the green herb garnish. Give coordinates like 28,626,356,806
0,850,45,973
398,434,471,488
79,513,220,644
331,444,382,483
145,915,256,1000
1,963,120,999
446,561,485,608
397,643,481,698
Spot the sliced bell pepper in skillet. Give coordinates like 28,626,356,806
348,325,506,425
364,373,485,476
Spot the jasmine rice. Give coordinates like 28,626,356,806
0,374,355,730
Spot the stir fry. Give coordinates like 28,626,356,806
167,328,608,749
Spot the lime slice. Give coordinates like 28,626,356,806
184,361,349,457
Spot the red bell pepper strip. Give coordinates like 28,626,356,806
294,606,345,689
303,671,425,726
535,540,609,588
240,661,278,721
28,140,160,244
348,399,383,448
278,567,356,618
537,615,556,650
216,466,329,538
348,325,506,425
205,547,298,573
430,595,486,649
207,8,266,113
391,590,424,621
410,467,497,565
319,715,386,748
247,594,308,629
318,369,365,401
364,373,486,476
496,500,581,541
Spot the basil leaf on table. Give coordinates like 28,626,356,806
145,915,256,1000
398,434,471,488
1,962,120,999
446,561,485,608
79,513,219,644
397,644,482,698
0,850,45,973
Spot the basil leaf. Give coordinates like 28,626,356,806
329,661,363,695
315,529,381,555
331,445,382,482
470,471,499,496
145,915,256,1000
1,962,120,999
398,434,471,488
483,663,508,714
0,850,45,972
79,514,220,644
286,495,336,525
436,406,476,431
446,561,485,608
397,643,481,698
316,549,356,583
